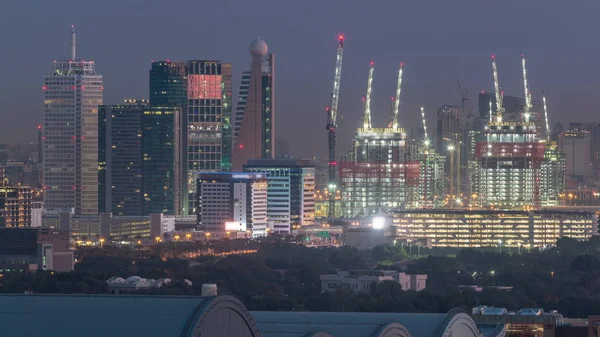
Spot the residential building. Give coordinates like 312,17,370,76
99,101,181,215
243,159,315,233
43,27,103,214
389,209,596,248
320,270,427,293
196,173,268,238
149,61,187,107
232,39,276,171
183,60,232,215
0,185,32,228
0,228,73,272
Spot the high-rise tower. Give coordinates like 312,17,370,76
149,61,187,107
182,60,232,214
232,39,276,171
43,26,103,214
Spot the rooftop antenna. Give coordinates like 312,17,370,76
71,25,76,61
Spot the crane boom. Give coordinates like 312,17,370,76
543,93,550,141
325,34,345,220
392,62,404,130
521,55,532,123
421,105,429,147
491,55,504,123
363,62,374,130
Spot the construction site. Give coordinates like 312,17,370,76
322,36,566,217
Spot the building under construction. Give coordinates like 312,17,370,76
474,55,564,208
340,62,420,217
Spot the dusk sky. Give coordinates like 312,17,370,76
1,0,599,158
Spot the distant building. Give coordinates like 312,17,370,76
196,173,268,238
149,61,187,107
43,27,102,215
232,39,276,171
560,123,592,178
320,270,427,293
436,105,461,155
98,101,181,215
233,71,251,144
0,186,32,228
585,123,600,170
243,159,315,233
389,209,596,248
0,228,73,272
42,212,174,243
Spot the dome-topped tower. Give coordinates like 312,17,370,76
249,38,268,57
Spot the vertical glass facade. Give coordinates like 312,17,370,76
184,61,232,214
44,59,102,214
149,61,187,107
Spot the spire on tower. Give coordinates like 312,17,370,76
71,25,76,61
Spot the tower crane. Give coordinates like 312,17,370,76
363,62,375,130
543,92,550,141
491,55,504,123
521,55,533,123
421,106,429,148
392,63,404,130
325,35,344,220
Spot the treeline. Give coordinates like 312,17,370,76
2,236,600,317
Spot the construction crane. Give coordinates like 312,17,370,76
392,62,404,130
452,64,469,115
543,92,550,141
325,34,344,220
363,61,375,130
491,55,504,123
421,106,429,148
521,55,533,123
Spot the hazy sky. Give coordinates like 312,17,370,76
1,0,599,158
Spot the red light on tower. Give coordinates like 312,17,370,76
338,34,344,40
239,144,244,149
491,54,496,59
37,125,42,130
370,61,374,66
400,62,404,67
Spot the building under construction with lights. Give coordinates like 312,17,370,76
340,62,420,217
474,55,564,209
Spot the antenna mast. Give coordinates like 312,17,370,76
491,55,504,123
392,62,404,130
521,55,532,123
325,34,345,220
363,62,374,130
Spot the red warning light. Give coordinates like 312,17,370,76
400,62,404,67
37,125,42,130
362,97,365,101
338,35,344,40
72,186,76,190
370,61,374,66
481,90,484,94
72,136,76,140
42,86,48,90
491,54,496,59
390,97,394,100
239,144,244,149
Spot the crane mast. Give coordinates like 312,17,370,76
392,62,404,130
543,93,550,141
325,35,344,220
491,55,504,123
521,55,532,123
363,62,374,130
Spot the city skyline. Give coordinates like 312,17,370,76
1,0,599,159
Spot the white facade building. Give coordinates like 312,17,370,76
43,27,102,215
196,173,268,238
243,159,315,234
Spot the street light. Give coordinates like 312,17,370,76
174,235,180,242
186,233,192,241
205,232,211,241
99,238,105,248
155,236,161,244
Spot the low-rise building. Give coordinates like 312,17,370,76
320,270,427,293
0,228,73,272
106,276,191,294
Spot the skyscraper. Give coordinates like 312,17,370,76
43,27,103,214
232,39,275,171
183,61,232,214
560,123,592,178
149,61,187,107
99,101,180,215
